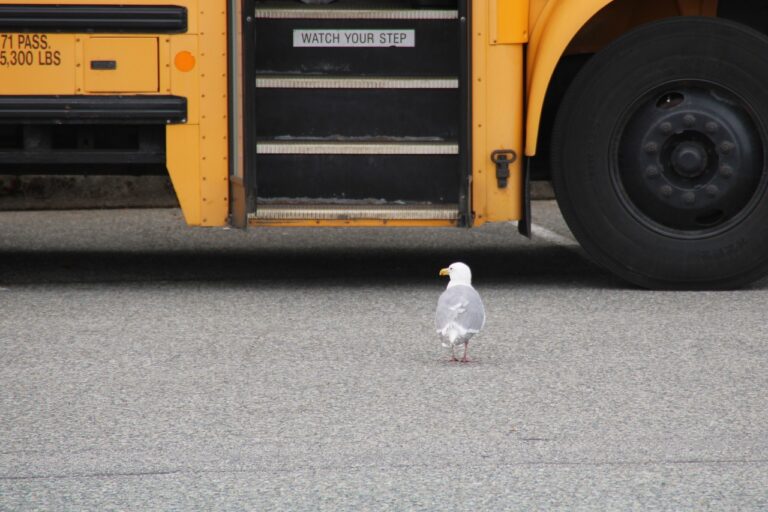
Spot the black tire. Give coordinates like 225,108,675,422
551,17,768,289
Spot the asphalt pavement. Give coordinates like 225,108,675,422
1,202,767,511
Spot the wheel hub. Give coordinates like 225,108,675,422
671,141,707,178
617,84,763,232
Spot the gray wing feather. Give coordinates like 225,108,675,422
435,285,485,334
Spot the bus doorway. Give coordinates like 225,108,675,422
238,0,470,227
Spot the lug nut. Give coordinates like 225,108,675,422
659,122,673,134
720,165,734,178
682,192,696,204
705,184,719,197
705,121,719,133
645,166,660,179
644,142,659,154
683,114,696,127
660,185,673,197
719,141,735,154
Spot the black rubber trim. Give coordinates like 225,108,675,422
518,157,531,237
0,5,188,33
242,0,258,214
0,95,187,124
458,0,470,227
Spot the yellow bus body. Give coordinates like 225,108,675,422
0,0,721,228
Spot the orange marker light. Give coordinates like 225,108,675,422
174,51,196,72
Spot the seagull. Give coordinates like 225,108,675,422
435,262,485,363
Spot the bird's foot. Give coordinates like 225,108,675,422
460,356,471,363
450,356,460,362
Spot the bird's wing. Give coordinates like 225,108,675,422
435,285,485,334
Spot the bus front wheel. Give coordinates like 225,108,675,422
552,17,768,289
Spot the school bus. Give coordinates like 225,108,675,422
1,0,768,289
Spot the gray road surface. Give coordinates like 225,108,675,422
1,202,767,511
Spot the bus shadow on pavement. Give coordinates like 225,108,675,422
0,244,619,288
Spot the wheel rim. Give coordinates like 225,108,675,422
613,81,766,237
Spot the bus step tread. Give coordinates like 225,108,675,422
250,204,460,221
255,141,459,155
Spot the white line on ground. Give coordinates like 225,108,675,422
530,223,580,247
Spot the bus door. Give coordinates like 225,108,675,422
236,0,470,227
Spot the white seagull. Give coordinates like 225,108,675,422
435,262,486,362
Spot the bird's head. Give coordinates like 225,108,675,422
439,262,472,286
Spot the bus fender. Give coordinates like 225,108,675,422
524,0,614,157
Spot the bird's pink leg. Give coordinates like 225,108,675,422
461,342,470,363
450,345,459,362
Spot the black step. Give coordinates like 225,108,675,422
255,152,460,203
255,80,459,139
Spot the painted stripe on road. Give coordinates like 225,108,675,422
530,223,579,247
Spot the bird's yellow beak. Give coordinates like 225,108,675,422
439,268,450,277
